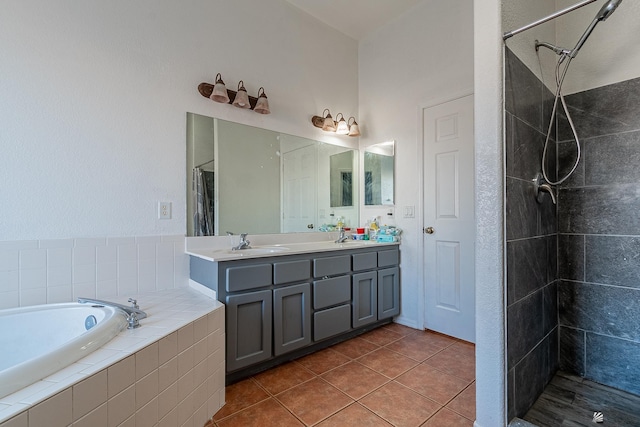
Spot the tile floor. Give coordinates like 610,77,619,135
206,323,476,426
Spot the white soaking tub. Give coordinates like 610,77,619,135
0,303,128,398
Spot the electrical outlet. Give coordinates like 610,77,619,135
158,202,172,219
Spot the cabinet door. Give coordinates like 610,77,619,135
352,271,377,328
226,290,272,372
273,283,311,356
378,267,400,319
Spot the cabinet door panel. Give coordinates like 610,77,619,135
352,271,377,328
226,264,272,292
226,290,272,372
378,267,400,319
378,249,399,268
313,275,351,309
314,304,351,341
273,283,311,356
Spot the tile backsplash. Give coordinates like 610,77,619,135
0,235,188,310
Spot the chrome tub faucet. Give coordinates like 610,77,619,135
78,297,148,329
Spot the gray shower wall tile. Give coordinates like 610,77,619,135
586,235,640,288
508,290,544,369
546,236,557,285
585,130,640,186
507,237,550,304
557,140,584,189
505,48,544,132
558,280,640,342
557,184,640,235
506,177,541,241
558,76,640,141
542,281,558,337
513,335,553,418
507,116,546,180
559,326,585,376
558,234,584,281
586,332,640,396
538,191,557,236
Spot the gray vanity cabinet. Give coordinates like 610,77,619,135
189,244,400,379
226,289,273,372
273,282,311,356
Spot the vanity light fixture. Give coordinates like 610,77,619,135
198,75,271,114
311,110,361,137
232,80,250,109
335,113,349,135
347,117,360,137
253,87,270,114
210,73,230,103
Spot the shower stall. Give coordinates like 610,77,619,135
503,0,640,425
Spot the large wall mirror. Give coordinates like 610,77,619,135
186,113,359,236
364,141,395,206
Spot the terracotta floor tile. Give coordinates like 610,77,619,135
396,364,471,404
296,348,351,375
276,378,354,425
446,382,476,421
421,408,474,427
215,398,303,427
411,330,459,350
360,381,441,427
385,335,443,362
381,322,418,337
331,336,380,359
213,378,269,421
253,361,315,395
360,327,404,346
424,345,475,381
321,361,389,400
358,348,419,378
317,403,392,427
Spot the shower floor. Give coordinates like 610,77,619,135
523,371,640,426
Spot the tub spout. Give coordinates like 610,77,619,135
78,297,147,329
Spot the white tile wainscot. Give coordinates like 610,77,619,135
0,288,225,427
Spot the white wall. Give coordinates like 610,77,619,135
0,0,358,241
358,0,474,328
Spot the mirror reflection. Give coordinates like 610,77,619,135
187,113,359,236
364,141,395,206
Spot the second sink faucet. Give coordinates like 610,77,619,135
335,228,349,243
232,233,251,250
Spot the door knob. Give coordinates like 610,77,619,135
425,227,435,234
307,224,314,229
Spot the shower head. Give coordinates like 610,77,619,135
596,0,622,21
570,0,622,57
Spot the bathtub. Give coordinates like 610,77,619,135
0,302,128,399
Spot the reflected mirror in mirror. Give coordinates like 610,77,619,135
364,141,395,206
186,113,359,236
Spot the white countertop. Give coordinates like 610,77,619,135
186,239,399,262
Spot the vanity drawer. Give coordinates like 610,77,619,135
313,255,351,277
273,260,311,285
313,304,351,341
378,249,399,267
313,276,351,309
352,252,377,272
225,264,273,292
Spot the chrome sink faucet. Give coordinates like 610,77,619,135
335,228,349,243
232,233,251,250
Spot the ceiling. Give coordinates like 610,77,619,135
284,0,423,41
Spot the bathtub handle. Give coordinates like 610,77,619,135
78,297,148,329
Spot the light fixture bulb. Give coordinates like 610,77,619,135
254,87,270,114
336,113,349,135
210,73,230,103
232,80,251,109
322,109,336,132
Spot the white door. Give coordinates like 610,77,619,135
282,145,317,232
423,94,475,343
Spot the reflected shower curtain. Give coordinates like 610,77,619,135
192,167,214,236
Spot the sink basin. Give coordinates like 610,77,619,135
218,246,290,256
